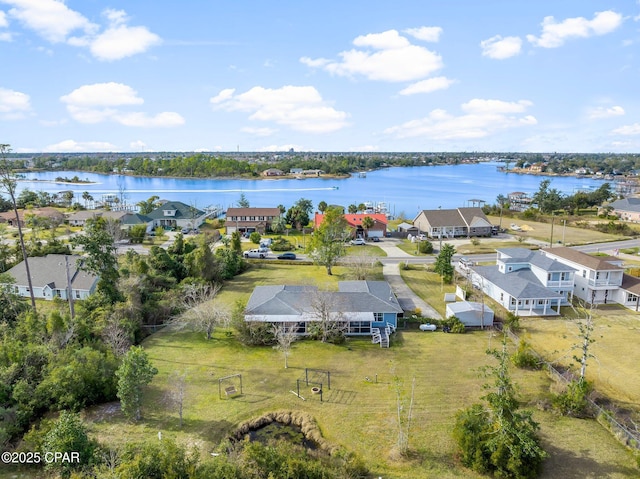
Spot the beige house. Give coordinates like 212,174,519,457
413,207,492,239
226,207,281,234
608,198,640,222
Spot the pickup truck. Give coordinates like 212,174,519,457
243,249,268,259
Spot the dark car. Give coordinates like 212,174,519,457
277,252,297,260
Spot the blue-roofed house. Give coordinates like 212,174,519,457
468,248,577,316
244,280,403,345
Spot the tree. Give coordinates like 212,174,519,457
453,337,546,478
82,191,93,209
71,217,121,302
294,197,313,217
307,206,349,275
270,215,286,234
357,203,367,213
0,144,36,310
532,179,564,214
136,195,160,215
249,231,261,244
116,346,158,421
361,215,374,238
174,283,228,339
167,371,187,428
237,192,250,208
285,205,309,230
394,376,416,456
348,251,376,280
272,322,298,368
231,231,242,255
308,289,347,342
43,411,97,477
317,200,328,213
348,204,358,214
434,243,455,283
62,190,75,207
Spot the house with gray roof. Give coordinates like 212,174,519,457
4,254,98,301
146,201,208,230
245,281,403,343
468,248,576,316
541,247,624,306
413,207,492,239
608,197,640,222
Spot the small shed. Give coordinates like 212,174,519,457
397,222,418,233
446,301,494,328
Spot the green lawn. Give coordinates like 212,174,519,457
79,263,638,478
399,266,457,317
82,327,639,479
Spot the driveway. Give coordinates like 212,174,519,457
383,262,442,319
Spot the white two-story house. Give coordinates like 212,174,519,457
469,248,576,316
541,247,624,305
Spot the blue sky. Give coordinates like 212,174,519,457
1,0,639,153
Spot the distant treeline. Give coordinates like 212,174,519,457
13,151,640,178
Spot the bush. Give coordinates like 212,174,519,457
270,236,294,251
434,316,465,333
249,231,261,244
418,240,433,254
552,378,593,418
511,339,541,369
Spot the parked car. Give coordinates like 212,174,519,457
277,252,297,260
243,249,267,259
181,227,191,234
372,236,380,242
350,238,366,246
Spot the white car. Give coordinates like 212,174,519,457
350,238,366,245
243,249,267,259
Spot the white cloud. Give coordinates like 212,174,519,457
130,140,151,151
480,35,522,59
612,123,640,135
0,86,31,119
301,29,443,82
211,85,349,134
0,10,8,27
44,139,118,152
384,98,536,140
4,1,159,60
527,10,623,48
5,0,97,43
587,105,625,119
89,9,161,61
241,126,277,136
404,26,442,43
399,76,456,95
0,32,12,41
61,82,184,127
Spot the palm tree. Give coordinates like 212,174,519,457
348,204,357,214
82,191,93,209
361,216,375,239
0,144,36,310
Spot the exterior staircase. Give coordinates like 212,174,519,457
371,322,396,348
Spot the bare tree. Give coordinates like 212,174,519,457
347,251,376,280
308,289,348,342
0,144,36,310
104,217,124,242
173,283,229,339
272,322,299,368
394,375,416,456
167,371,187,428
102,317,132,357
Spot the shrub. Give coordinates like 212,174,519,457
503,312,521,332
270,236,294,251
511,339,541,369
418,240,433,254
249,231,261,244
552,378,593,418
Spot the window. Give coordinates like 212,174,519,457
627,293,637,302
295,322,306,334
373,313,383,322
500,293,504,301
349,321,371,334
75,290,81,299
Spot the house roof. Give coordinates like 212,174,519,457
498,248,576,272
413,207,491,228
147,201,205,220
121,213,153,225
226,207,281,217
5,254,99,291
396,222,417,231
473,265,564,300
447,301,494,316
245,281,403,316
0,207,65,223
621,274,640,295
541,247,623,271
609,197,640,213
313,213,387,229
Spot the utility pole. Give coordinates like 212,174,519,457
562,219,567,246
549,216,555,248
65,255,75,319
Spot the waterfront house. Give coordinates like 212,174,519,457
245,281,403,345
313,212,387,239
413,207,492,239
469,248,576,316
541,247,624,306
226,207,281,234
146,201,208,230
4,254,98,300
507,192,533,212
261,168,284,177
608,197,640,222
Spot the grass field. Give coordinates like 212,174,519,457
78,264,639,478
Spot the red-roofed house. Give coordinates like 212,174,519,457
314,212,387,239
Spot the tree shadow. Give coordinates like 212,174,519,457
541,443,638,478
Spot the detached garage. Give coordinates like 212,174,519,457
446,301,494,328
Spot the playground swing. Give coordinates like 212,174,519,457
218,373,243,399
